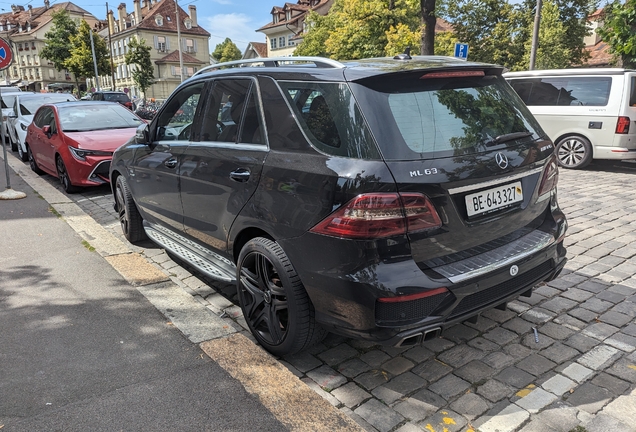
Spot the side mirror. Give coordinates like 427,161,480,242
135,123,149,144
42,125,52,138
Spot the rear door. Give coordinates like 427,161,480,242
27,106,57,172
129,81,206,232
179,77,267,252
348,70,555,268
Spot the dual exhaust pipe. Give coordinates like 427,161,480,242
395,327,442,347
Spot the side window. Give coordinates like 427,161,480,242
34,107,52,128
278,81,380,159
155,82,204,141
200,78,264,144
519,77,612,107
629,76,636,106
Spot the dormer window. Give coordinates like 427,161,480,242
184,18,191,29
166,15,171,21
27,22,31,31
155,15,163,26
273,14,279,24
286,11,291,21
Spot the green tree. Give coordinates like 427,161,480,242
441,0,525,67
597,0,636,68
521,0,573,69
125,37,154,100
211,38,242,63
294,11,332,57
66,20,111,92
434,31,459,56
41,9,78,72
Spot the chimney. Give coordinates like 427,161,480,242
117,3,127,30
133,0,142,24
27,4,32,17
108,9,115,34
44,0,49,9
188,5,197,27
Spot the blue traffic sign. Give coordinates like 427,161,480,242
454,43,469,60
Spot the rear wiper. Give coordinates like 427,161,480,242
485,131,534,146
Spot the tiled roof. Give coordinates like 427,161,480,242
0,2,95,37
135,0,210,37
585,41,613,67
258,0,330,32
155,50,205,64
249,42,268,57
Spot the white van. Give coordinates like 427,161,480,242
504,69,636,169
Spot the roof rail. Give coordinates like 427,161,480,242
192,56,345,78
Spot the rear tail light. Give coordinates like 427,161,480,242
616,116,630,134
538,156,559,197
310,192,442,239
378,287,448,303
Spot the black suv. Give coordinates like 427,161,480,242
110,56,567,356
91,91,133,110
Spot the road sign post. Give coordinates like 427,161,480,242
454,43,469,61
0,36,26,200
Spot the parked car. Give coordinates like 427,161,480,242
504,68,636,169
110,56,567,356
90,91,133,110
1,88,31,148
27,101,144,193
8,93,77,161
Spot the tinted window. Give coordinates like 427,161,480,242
155,82,204,141
510,77,612,106
57,104,143,132
33,107,51,128
630,76,636,106
350,74,543,160
278,81,380,159
200,78,264,145
104,93,130,103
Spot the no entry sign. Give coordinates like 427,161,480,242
0,38,13,70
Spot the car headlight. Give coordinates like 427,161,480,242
68,146,112,161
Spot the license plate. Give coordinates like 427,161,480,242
465,181,523,217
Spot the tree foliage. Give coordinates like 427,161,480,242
521,0,573,69
125,37,155,99
597,0,636,68
212,38,242,63
41,9,78,72
66,20,111,79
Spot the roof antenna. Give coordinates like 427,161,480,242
393,46,412,61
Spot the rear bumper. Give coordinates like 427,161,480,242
280,209,567,346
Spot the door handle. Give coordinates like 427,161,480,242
164,158,177,169
230,169,251,182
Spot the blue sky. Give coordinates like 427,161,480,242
8,0,274,54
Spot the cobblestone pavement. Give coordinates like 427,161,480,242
32,160,636,432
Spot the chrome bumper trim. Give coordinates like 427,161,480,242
447,167,543,195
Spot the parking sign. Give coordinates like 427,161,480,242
454,43,469,60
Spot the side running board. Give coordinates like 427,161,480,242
143,222,237,283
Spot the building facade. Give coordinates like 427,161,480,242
0,1,100,93
256,0,333,58
92,0,210,100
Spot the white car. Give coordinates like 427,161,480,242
0,88,28,149
8,93,76,161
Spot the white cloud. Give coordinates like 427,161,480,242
203,13,261,55
211,0,233,4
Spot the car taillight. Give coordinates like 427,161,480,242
538,156,559,197
310,192,442,239
616,116,630,134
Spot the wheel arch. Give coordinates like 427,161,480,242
554,132,595,159
232,227,275,264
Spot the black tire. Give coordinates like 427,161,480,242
27,144,44,175
555,135,592,169
237,237,326,356
115,175,147,243
17,140,27,162
56,155,80,194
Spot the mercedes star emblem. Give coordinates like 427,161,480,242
495,152,509,169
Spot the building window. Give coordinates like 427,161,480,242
18,43,22,51
155,15,163,26
279,36,286,48
184,19,192,29
185,66,195,77
288,35,295,46
185,38,195,53
31,42,36,50
270,37,277,50
157,36,166,52
48,68,54,79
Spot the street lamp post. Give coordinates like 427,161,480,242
529,0,543,70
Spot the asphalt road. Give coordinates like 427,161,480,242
0,156,285,431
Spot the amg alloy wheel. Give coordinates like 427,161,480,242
237,237,326,356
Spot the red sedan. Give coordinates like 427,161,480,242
27,101,144,193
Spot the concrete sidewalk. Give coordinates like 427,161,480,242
0,152,360,431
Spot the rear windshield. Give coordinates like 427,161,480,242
350,73,544,160
509,76,612,106
104,93,130,103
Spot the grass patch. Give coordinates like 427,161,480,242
48,206,62,218
568,427,588,432
81,240,95,252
